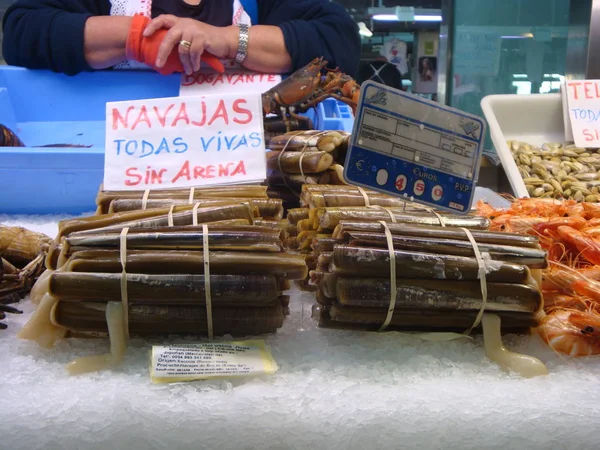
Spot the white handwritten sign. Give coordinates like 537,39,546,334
565,80,600,148
179,69,281,97
103,93,266,191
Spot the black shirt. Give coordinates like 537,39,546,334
152,0,233,27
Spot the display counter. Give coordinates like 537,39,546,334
2,213,600,450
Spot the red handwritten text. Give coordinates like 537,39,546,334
124,160,247,187
568,81,600,100
182,73,278,87
112,99,253,131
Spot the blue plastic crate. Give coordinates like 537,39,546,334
0,67,354,214
302,98,354,132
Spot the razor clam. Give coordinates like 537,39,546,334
268,130,345,152
343,232,547,268
331,245,532,284
95,185,269,214
336,277,541,313
301,188,407,208
49,272,281,306
331,220,541,248
57,227,282,267
71,203,256,235
327,164,348,185
267,171,330,190
317,252,332,272
57,205,195,239
52,299,285,336
266,150,334,174
316,207,490,231
108,197,284,219
62,250,307,280
323,304,538,331
287,208,310,225
47,220,252,270
312,237,343,254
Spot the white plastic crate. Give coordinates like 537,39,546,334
480,93,565,199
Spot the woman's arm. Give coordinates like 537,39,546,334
258,0,361,76
2,0,111,75
143,16,291,74
83,16,132,69
227,25,292,73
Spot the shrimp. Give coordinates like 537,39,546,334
511,198,582,218
544,262,600,302
474,200,500,218
578,265,600,281
556,226,600,265
536,308,600,356
533,216,587,235
490,217,548,234
582,226,600,239
582,218,600,228
583,202,600,219
543,291,590,310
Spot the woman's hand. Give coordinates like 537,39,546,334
143,15,236,74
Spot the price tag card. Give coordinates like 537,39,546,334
150,340,279,384
104,93,266,191
344,81,486,214
179,69,281,97
564,80,600,147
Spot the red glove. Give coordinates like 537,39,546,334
125,15,224,75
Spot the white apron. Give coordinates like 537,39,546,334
110,0,252,70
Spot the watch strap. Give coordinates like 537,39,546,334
235,24,249,64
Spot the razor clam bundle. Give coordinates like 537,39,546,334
265,130,351,210
311,217,546,334
18,195,307,374
94,184,272,215
283,184,490,291
509,140,600,201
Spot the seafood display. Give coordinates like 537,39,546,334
477,197,600,356
18,186,307,374
510,140,600,201
1,225,52,329
267,131,352,210
293,187,549,377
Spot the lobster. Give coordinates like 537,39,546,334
261,57,361,133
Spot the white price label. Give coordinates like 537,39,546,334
150,340,278,383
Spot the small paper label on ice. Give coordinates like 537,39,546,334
150,340,278,383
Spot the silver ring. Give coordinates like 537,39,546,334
179,40,192,49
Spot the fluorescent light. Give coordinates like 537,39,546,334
501,33,533,39
372,14,399,21
414,15,442,21
358,22,373,37
372,13,442,22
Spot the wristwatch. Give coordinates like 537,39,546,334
235,24,249,64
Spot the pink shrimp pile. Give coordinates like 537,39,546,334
477,198,600,356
